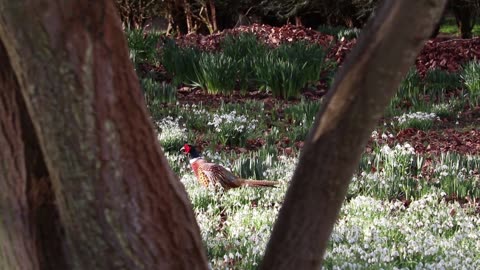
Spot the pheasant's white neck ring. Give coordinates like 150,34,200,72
189,157,202,164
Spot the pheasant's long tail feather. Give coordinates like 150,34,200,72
241,179,278,187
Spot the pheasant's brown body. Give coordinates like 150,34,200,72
182,144,277,190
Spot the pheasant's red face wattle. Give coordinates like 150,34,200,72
183,144,191,153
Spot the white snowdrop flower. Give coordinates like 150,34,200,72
380,145,392,155
396,111,439,124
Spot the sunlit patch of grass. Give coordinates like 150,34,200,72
439,16,480,37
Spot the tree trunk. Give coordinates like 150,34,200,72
166,13,174,35
453,4,475,38
260,0,447,269
0,39,67,270
295,16,302,26
183,0,194,33
209,0,218,32
0,0,208,269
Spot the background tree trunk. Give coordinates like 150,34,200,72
453,5,475,38
184,0,195,33
209,0,218,32
0,0,208,269
260,0,447,269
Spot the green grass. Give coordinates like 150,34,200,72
255,42,327,99
161,39,202,86
386,68,468,118
126,29,161,66
221,33,267,92
439,15,480,37
160,37,328,98
461,60,480,107
317,24,361,39
193,52,238,94
140,78,177,106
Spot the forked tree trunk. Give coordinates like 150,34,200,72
0,0,208,269
260,0,447,269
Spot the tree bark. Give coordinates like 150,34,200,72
260,0,447,269
0,0,208,269
184,0,194,33
0,38,67,270
452,4,475,38
209,0,218,32
295,16,302,26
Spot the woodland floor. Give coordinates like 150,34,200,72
144,24,480,156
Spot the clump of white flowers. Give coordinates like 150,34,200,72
396,112,440,130
397,112,439,124
379,143,415,156
185,103,209,116
325,191,480,269
156,116,186,151
263,155,297,182
431,103,453,118
208,111,257,132
207,111,258,145
370,130,395,145
350,143,419,199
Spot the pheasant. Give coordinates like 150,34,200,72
180,144,278,190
